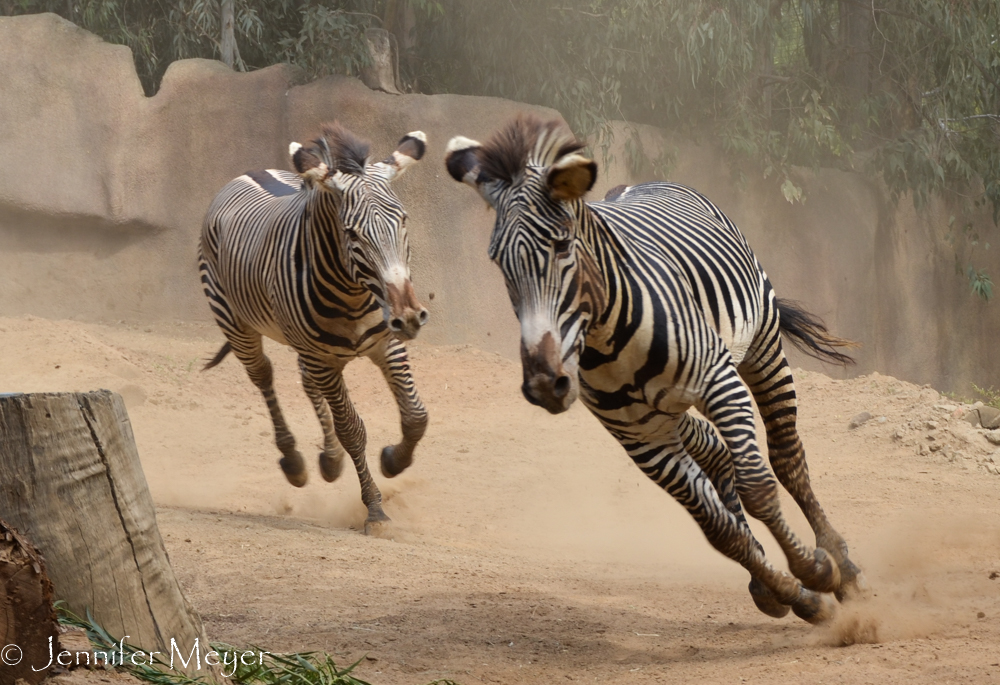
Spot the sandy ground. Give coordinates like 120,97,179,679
2,315,999,685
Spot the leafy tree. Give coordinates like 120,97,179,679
413,0,1000,298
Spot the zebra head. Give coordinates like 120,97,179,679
291,123,429,340
445,115,603,414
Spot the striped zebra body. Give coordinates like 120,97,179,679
447,115,865,622
200,124,429,532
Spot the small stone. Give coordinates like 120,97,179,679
985,430,1000,446
981,407,1000,430
925,420,939,430
877,416,887,423
978,611,986,619
849,412,873,430
892,429,905,441
929,443,942,452
918,444,928,455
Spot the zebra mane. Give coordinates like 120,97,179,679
315,121,371,175
478,114,586,184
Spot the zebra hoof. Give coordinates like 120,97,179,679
363,511,392,537
319,450,344,482
279,453,307,488
380,445,412,478
796,547,841,594
836,563,872,602
791,591,837,625
749,578,790,618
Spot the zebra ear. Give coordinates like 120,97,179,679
446,136,497,204
546,154,597,202
374,131,427,181
290,141,348,192
291,143,329,184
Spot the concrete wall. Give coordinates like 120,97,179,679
1,13,997,393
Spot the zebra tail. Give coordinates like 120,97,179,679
776,298,858,366
202,342,232,371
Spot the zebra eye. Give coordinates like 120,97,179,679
344,228,359,241
553,238,572,256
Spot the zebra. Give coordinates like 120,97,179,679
199,122,429,533
445,115,867,622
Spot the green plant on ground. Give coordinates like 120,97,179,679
57,605,460,685
972,384,1000,411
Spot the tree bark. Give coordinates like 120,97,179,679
220,0,241,70
839,0,872,105
0,391,216,679
0,520,59,685
360,28,402,94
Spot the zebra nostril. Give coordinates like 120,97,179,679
553,375,571,398
418,309,429,326
389,318,404,331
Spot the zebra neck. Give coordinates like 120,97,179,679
301,189,368,302
574,204,620,330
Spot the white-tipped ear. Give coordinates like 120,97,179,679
373,130,428,181
546,153,597,202
289,141,302,158
445,136,484,188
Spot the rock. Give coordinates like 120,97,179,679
925,420,939,430
892,429,905,441
985,430,1000,446
849,412,873,429
982,407,1000,429
963,406,1000,429
929,443,942,452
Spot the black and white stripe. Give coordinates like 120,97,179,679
200,123,429,532
447,115,865,622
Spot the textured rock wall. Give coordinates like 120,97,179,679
1,13,997,393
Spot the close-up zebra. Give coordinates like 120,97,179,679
445,114,867,623
199,123,429,533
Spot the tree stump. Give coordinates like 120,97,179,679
360,28,402,94
0,391,216,678
0,520,59,685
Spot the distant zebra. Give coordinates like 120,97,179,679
446,115,866,622
200,123,429,533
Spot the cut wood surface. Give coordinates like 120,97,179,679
0,391,216,679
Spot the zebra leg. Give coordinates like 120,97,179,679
302,357,389,532
698,364,841,598
678,413,788,618
368,337,428,478
739,339,867,601
629,430,835,624
298,357,346,483
227,330,307,487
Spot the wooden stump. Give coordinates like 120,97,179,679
0,391,216,679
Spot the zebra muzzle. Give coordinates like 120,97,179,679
385,279,428,341
520,333,577,414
